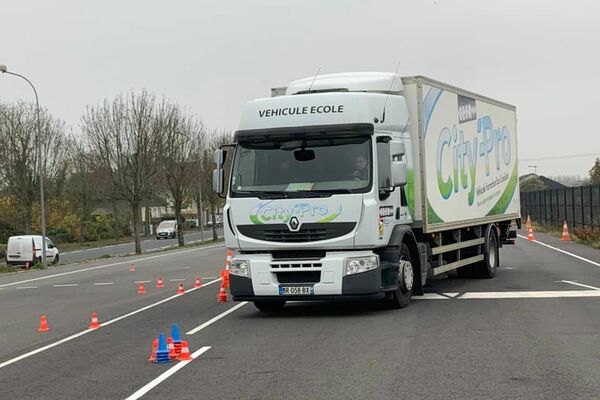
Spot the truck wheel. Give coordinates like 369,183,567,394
253,300,286,312
474,225,499,279
388,243,413,308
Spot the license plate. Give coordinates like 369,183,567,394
279,286,314,295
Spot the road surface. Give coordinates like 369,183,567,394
0,231,599,399
59,228,222,265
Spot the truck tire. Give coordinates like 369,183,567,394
474,225,499,278
387,243,413,308
254,300,286,312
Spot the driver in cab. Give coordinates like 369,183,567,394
352,155,369,181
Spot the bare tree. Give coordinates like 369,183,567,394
82,90,163,254
0,102,68,232
158,103,205,246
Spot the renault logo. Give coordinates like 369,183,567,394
287,216,301,232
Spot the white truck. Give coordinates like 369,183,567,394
213,72,520,311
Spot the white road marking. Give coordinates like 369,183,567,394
418,293,449,300
187,302,249,335
560,280,600,290
517,234,600,268
203,276,218,280
15,286,38,290
124,346,211,400
93,282,114,286
0,278,221,370
134,280,151,284
459,290,600,299
52,284,79,287
169,278,186,282
0,243,224,288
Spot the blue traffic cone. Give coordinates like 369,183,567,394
171,323,182,355
155,333,170,364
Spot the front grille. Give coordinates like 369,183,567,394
271,262,322,269
276,271,321,284
272,250,326,259
237,222,355,243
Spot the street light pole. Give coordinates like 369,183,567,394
0,65,47,264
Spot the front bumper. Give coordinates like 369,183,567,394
230,252,397,301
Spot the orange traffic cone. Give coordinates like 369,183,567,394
38,315,50,332
156,278,164,289
178,340,193,361
526,215,532,230
88,312,100,329
167,337,177,360
527,226,536,241
194,277,202,288
221,269,230,289
148,338,158,362
560,221,571,241
129,263,136,272
177,283,185,295
225,249,233,269
217,284,228,303
137,282,146,294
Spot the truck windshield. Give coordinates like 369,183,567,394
231,135,371,197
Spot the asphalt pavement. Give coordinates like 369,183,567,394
0,231,599,399
59,228,223,265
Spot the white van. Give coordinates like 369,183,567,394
156,220,178,239
5,235,60,266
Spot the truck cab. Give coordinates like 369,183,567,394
214,73,420,310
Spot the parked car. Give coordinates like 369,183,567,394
5,235,60,266
156,220,178,239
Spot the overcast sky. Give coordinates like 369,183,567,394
1,0,599,178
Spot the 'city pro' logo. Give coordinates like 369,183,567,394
458,95,477,124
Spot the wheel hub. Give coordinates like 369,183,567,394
399,259,413,291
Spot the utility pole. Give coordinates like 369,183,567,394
198,177,205,242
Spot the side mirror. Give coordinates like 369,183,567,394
213,168,224,195
214,149,225,167
391,162,407,187
390,141,405,160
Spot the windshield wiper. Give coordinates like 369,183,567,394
297,189,353,194
239,190,289,199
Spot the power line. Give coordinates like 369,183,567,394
519,152,600,162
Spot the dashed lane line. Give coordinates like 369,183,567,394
169,278,186,282
0,278,221,370
123,346,212,400
134,280,152,284
0,243,224,288
93,282,114,286
459,290,600,299
517,234,600,268
15,286,38,290
52,284,79,287
560,280,600,290
415,290,600,300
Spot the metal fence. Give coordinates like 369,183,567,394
520,184,600,230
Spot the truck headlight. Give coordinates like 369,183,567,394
344,255,379,275
230,260,250,277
